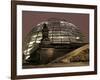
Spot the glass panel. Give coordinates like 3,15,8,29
69,36,76,42
49,31,52,33
53,41,61,43
36,37,42,41
37,32,42,36
37,26,42,31
31,33,38,38
60,31,66,34
52,34,60,36
31,38,36,41
52,37,61,43
49,34,52,38
62,37,70,42
28,41,35,45
28,41,35,47
36,40,41,43
52,31,61,35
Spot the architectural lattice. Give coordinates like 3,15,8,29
23,18,84,62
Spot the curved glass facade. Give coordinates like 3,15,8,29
23,19,84,61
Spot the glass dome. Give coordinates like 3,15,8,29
23,19,84,61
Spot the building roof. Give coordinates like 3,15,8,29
23,19,84,60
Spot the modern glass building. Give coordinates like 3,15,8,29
23,19,84,65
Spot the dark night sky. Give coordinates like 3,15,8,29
22,11,89,43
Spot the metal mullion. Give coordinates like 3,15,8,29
52,25,54,43
59,22,62,44
65,26,71,43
